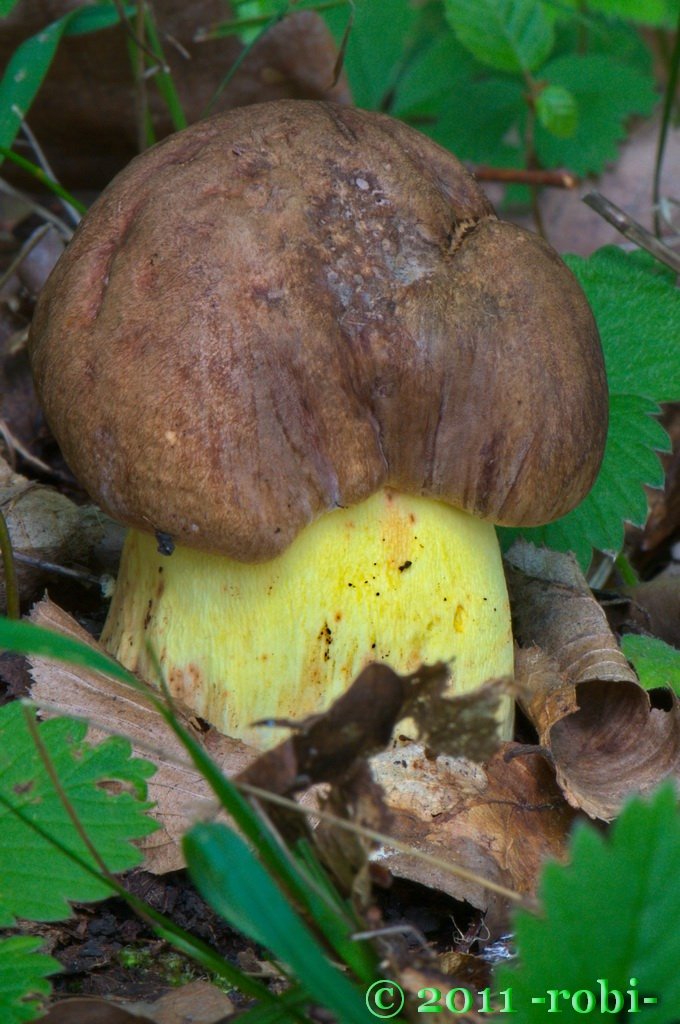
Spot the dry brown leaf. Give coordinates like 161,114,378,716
620,569,680,649
123,980,234,1023
41,998,152,1023
42,981,233,1024
369,741,574,933
0,458,119,606
29,598,257,873
506,541,680,818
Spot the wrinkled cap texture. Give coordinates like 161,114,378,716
30,100,608,562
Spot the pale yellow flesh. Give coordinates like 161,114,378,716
102,490,514,748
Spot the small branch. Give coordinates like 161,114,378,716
473,165,578,189
583,191,680,276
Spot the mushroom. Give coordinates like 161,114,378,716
29,101,608,748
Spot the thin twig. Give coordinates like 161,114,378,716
0,179,73,241
473,165,578,189
12,552,105,589
0,418,57,477
0,223,51,293
583,191,680,275
18,120,81,228
653,3,680,236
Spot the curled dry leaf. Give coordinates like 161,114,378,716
28,598,257,874
506,540,680,819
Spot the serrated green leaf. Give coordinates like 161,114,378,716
534,53,657,175
323,0,418,109
621,634,680,693
497,783,680,1023
502,248,680,566
0,703,157,926
536,83,578,138
0,3,133,154
184,823,370,1023
502,394,669,564
564,248,680,402
0,936,59,1024
444,0,555,73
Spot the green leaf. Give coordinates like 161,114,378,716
444,0,555,73
621,634,680,693
0,0,22,16
0,702,156,925
556,0,677,28
497,783,680,1023
534,53,657,175
430,72,525,165
536,83,578,138
502,248,680,565
0,936,59,1024
566,248,680,402
0,3,132,154
184,823,371,1023
323,0,418,109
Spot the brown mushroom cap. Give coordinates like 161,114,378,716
30,100,608,562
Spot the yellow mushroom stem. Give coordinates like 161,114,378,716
101,489,514,749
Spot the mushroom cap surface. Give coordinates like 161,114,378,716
30,100,608,561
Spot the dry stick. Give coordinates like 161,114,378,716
583,191,680,276
473,166,578,189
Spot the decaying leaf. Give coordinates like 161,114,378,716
41,980,233,1023
506,540,680,818
0,458,121,608
29,599,257,874
369,742,575,932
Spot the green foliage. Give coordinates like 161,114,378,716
185,823,370,1023
502,248,680,566
621,634,680,693
324,0,661,180
557,0,678,27
497,783,680,1023
0,936,59,1024
535,83,578,139
534,54,657,175
0,701,156,925
324,0,419,110
443,0,555,73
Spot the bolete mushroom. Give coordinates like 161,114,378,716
29,101,608,748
